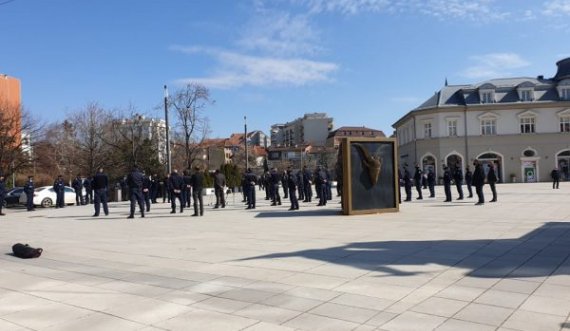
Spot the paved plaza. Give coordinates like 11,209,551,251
0,184,569,331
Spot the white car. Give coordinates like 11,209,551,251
19,186,77,208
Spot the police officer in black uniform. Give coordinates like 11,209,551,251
287,168,299,211
183,170,192,208
53,175,66,208
465,166,473,198
127,166,145,219
72,174,83,206
427,168,436,198
302,166,313,202
168,169,184,214
413,164,423,200
245,168,257,209
487,163,498,202
214,169,226,208
270,168,282,206
191,166,205,216
443,165,452,202
92,168,109,217
142,171,151,212
297,169,304,202
453,165,464,200
84,176,93,204
315,165,327,206
24,176,35,211
472,160,485,205
403,164,412,202
281,170,288,199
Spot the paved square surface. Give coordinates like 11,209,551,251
1,183,569,330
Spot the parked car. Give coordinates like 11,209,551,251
19,186,77,208
3,187,24,207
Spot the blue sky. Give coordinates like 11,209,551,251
1,0,570,138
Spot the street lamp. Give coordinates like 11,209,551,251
164,85,171,174
244,116,248,171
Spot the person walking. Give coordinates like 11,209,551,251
92,168,109,217
551,167,560,189
472,160,485,205
127,166,145,219
453,165,464,200
427,168,436,198
213,169,226,208
72,174,83,206
487,163,498,202
24,176,35,211
53,175,66,208
0,174,6,216
465,166,473,198
191,166,205,216
442,165,452,202
245,168,257,209
413,164,423,200
287,168,299,211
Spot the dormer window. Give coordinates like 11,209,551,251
557,80,570,100
519,89,534,101
481,91,494,103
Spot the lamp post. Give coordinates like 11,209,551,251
164,85,171,174
244,116,248,171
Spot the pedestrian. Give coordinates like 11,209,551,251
191,166,205,216
142,171,151,212
83,176,93,204
472,160,485,205
551,167,560,189
0,174,6,216
287,168,299,210
24,176,35,211
281,170,288,199
127,166,145,219
214,169,226,208
403,164,412,201
270,168,282,206
454,165,464,200
168,169,184,214
297,169,305,202
325,167,333,201
120,176,128,202
427,168,435,198
465,166,473,198
315,165,328,206
263,171,271,200
92,168,109,217
72,174,83,206
162,173,171,203
413,164,423,200
422,172,428,189
397,168,403,203
487,163,498,202
183,170,192,208
442,165,452,202
303,166,313,202
150,173,159,203
245,168,257,209
53,175,66,208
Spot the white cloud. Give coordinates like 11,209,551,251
296,0,391,15
543,0,570,16
461,53,530,79
171,46,338,89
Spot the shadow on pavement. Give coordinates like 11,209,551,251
237,222,570,278
254,209,342,218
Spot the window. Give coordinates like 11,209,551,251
481,119,496,135
520,90,533,102
561,88,570,101
561,117,570,132
447,120,457,136
424,122,432,138
520,117,535,134
523,149,535,157
481,92,494,103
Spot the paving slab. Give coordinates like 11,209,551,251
0,183,569,330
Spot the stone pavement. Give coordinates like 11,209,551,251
0,183,569,331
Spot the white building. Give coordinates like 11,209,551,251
270,113,333,147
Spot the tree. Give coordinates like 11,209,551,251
168,83,213,169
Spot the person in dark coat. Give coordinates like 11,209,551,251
142,171,151,212
24,176,35,211
287,168,299,210
92,168,109,217
127,166,145,219
120,176,128,202
302,166,313,202
190,166,205,216
427,168,436,198
53,175,66,208
297,170,305,202
472,160,485,205
214,169,226,208
551,167,560,189
183,170,192,208
315,165,328,206
442,165,452,202
168,169,184,214
413,164,423,200
453,165,464,200
281,170,288,199
397,168,403,203
465,166,473,198
403,164,412,201
270,168,282,206
83,176,93,204
325,167,333,201
245,168,257,209
150,173,159,203
487,163,498,202
72,174,83,206
263,172,270,200
0,174,6,216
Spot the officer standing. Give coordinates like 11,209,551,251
413,164,423,200
487,163,498,202
120,176,128,202
302,166,313,202
191,166,205,216
287,168,299,210
72,174,83,206
24,176,35,211
315,165,327,206
168,169,184,214
150,173,159,203
142,171,151,213
551,167,560,189
270,168,282,206
53,175,66,208
442,165,452,202
297,169,305,202
281,170,288,199
92,168,109,217
127,166,145,219
0,174,6,216
427,168,436,198
465,166,473,198
183,170,192,208
472,160,485,205
83,176,93,204
453,165,464,200
403,164,412,202
213,169,226,208
245,168,257,209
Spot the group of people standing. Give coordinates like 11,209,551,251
400,159,498,205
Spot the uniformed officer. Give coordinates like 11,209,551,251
302,166,313,202
191,166,205,216
142,171,151,212
92,168,109,217
281,170,288,199
214,169,226,208
403,164,412,201
183,170,192,208
413,164,423,200
551,167,560,189
270,168,282,206
442,165,452,202
83,176,93,204
24,176,35,211
150,173,159,203
465,166,473,198
472,160,485,205
53,175,66,208
297,169,304,202
454,165,464,200
487,163,498,202
0,174,6,216
287,168,299,211
127,166,145,218
72,174,83,206
315,165,327,206
427,168,436,198
168,169,184,214
245,168,257,209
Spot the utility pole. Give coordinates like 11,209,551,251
164,85,171,174
244,116,248,171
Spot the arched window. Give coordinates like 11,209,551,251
557,150,570,180
523,149,536,157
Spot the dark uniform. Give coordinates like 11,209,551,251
427,169,436,198
325,168,332,201
487,164,498,202
472,161,485,205
465,167,473,198
214,170,226,208
53,176,66,208
315,166,327,206
453,166,464,200
551,168,560,189
127,167,145,218
297,170,305,201
287,169,299,210
245,169,257,209
83,177,93,204
443,166,452,202
303,167,313,202
142,173,151,212
191,168,204,216
403,166,412,201
270,168,282,206
150,174,159,203
0,175,6,216
72,175,83,205
168,170,185,213
92,168,109,216
281,171,288,199
24,177,35,211
183,171,192,208
413,165,423,200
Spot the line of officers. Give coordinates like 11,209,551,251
400,159,498,205
242,165,335,211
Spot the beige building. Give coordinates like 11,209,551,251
393,57,570,183
270,113,333,147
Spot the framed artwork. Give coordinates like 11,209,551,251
341,137,399,215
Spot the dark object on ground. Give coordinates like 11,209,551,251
12,243,43,259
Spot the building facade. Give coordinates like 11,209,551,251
0,74,22,146
393,57,570,183
326,126,385,147
270,113,333,147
